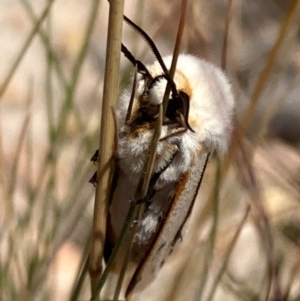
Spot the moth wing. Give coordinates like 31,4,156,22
126,152,210,297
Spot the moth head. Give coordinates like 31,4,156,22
141,72,194,132
122,16,194,132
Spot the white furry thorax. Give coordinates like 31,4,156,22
116,54,235,186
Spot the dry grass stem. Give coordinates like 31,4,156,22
89,0,125,296
2,1,300,300
0,0,56,99
241,0,300,132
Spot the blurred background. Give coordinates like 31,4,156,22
1,0,300,300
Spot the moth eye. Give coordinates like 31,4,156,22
165,91,195,132
165,91,187,120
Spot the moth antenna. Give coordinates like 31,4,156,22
123,15,177,96
125,65,138,122
121,44,152,79
122,15,196,132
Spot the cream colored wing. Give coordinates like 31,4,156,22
126,152,210,297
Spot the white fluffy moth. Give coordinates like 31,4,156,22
90,14,235,298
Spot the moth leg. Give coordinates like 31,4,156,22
89,149,98,185
89,150,99,185
90,149,99,164
159,128,187,141
89,171,98,187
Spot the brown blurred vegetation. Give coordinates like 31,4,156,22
1,0,300,300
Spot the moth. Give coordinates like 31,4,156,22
90,15,235,298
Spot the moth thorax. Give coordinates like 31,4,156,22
148,70,192,106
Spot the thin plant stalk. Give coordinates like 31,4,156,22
90,203,136,300
140,0,188,199
89,0,125,296
7,82,33,211
241,0,300,133
0,0,56,99
7,80,34,291
21,0,96,143
26,0,101,235
194,160,221,301
221,0,233,71
254,69,300,147
92,1,189,296
206,205,250,301
69,240,91,301
114,1,189,296
282,251,300,301
233,130,278,301
20,0,67,87
162,0,188,116
113,104,163,300
55,0,101,137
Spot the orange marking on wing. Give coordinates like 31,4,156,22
175,69,193,98
173,171,190,200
